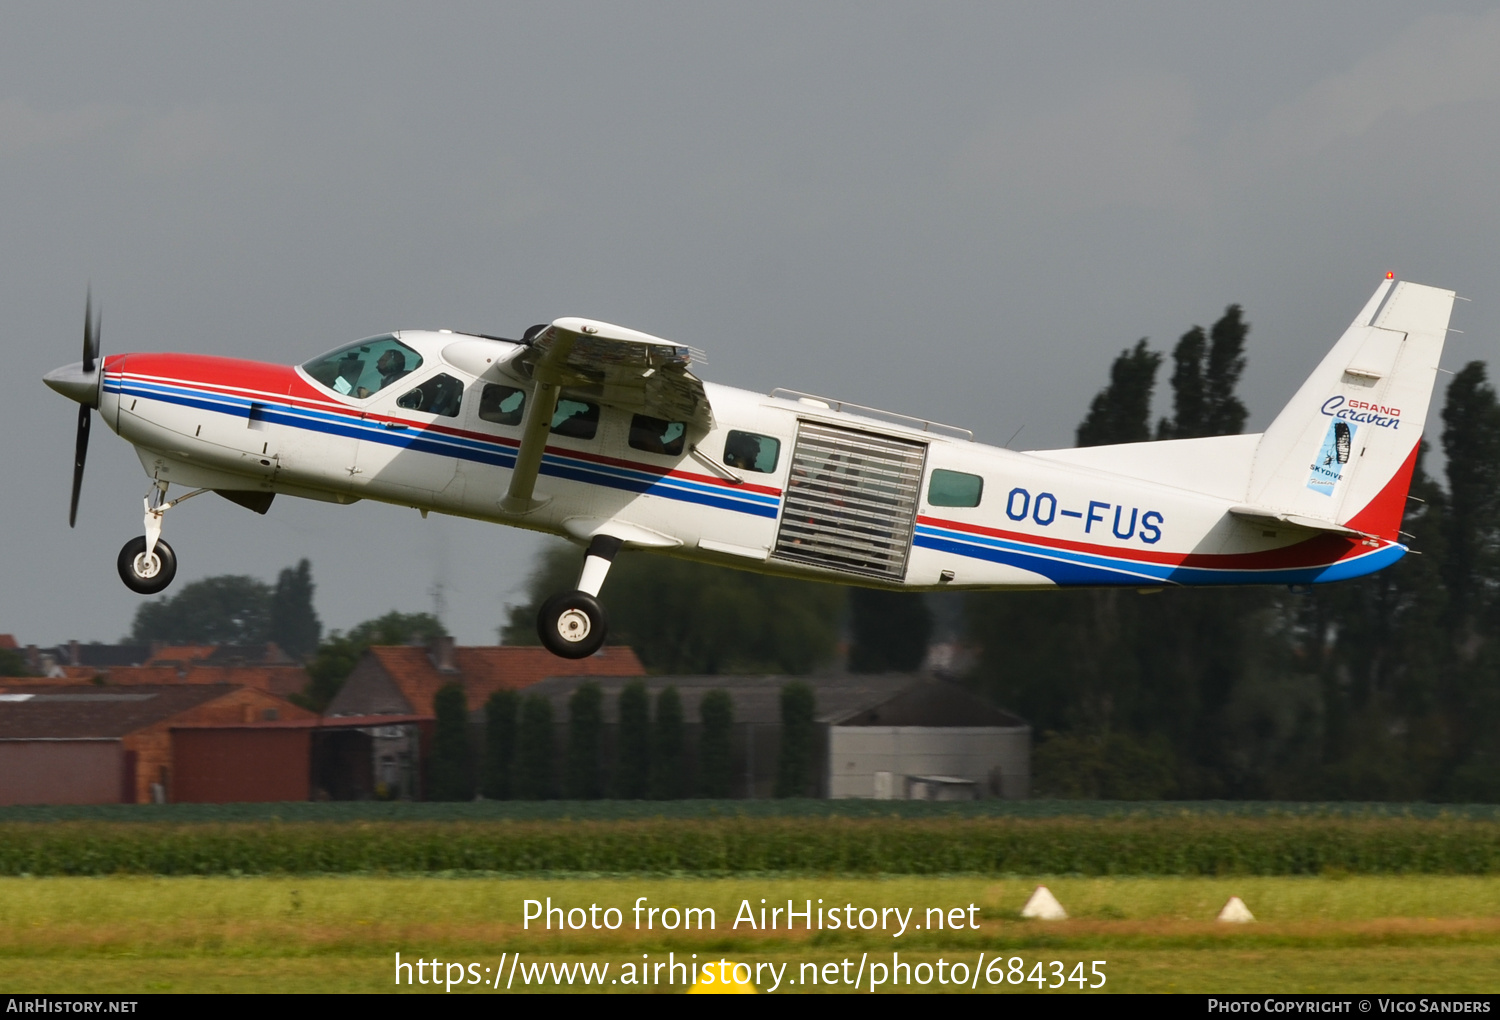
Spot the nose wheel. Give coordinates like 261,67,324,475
114,481,208,596
117,536,177,595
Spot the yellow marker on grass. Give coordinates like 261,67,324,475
688,960,757,994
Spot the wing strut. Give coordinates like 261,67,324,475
500,333,574,514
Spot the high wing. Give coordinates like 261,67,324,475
501,317,713,514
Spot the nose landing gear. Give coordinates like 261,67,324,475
118,535,177,595
116,481,207,595
536,535,622,659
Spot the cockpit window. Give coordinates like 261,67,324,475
396,373,464,417
303,335,423,399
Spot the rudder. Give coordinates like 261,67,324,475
1245,278,1455,541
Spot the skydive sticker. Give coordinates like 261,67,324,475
1307,419,1355,496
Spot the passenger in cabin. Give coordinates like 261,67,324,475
723,432,761,470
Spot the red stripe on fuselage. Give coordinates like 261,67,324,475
113,353,317,400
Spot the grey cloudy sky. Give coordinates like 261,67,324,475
8,2,1500,646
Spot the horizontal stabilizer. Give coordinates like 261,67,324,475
1227,505,1374,540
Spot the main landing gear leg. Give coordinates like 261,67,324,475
537,535,622,659
117,481,208,595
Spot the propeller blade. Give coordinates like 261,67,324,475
82,290,99,374
69,403,90,528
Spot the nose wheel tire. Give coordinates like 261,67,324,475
117,536,177,595
537,591,607,659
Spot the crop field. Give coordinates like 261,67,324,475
3,806,1495,993
2,875,1498,993
0,815,1496,876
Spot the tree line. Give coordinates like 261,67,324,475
426,680,819,801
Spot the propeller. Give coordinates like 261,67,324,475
69,292,100,527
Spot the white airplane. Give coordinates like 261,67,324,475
45,276,1454,658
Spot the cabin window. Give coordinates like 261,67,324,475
479,384,526,426
551,399,599,439
629,414,686,456
396,373,464,417
302,335,423,399
927,469,983,508
724,430,780,473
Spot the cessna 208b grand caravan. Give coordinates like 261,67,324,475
45,276,1454,658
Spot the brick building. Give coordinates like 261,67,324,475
0,684,315,804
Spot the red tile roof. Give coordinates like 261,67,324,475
368,645,645,714
0,685,307,739
0,635,17,650
104,664,310,699
145,645,217,664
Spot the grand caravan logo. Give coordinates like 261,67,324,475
1321,395,1401,429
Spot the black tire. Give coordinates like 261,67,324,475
537,591,607,659
117,536,177,595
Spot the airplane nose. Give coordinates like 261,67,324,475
44,361,101,408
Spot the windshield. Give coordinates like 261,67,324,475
302,335,423,398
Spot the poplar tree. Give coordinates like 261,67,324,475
481,689,519,800
269,559,321,660
1076,339,1161,447
428,682,471,801
614,682,650,798
648,686,685,799
515,695,555,800
698,690,735,798
565,683,604,799
774,682,816,798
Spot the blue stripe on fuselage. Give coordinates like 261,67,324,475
109,377,781,519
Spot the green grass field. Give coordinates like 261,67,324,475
3,875,1497,993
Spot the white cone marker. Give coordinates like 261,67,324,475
1217,896,1255,923
1020,885,1068,920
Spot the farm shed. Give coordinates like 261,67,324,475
0,684,314,804
825,681,1030,800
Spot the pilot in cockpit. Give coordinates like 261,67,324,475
377,349,411,390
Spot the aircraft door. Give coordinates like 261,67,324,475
771,421,927,581
350,372,465,503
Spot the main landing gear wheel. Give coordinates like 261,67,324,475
117,536,177,595
537,591,607,659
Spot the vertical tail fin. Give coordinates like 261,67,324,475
1246,278,1455,541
